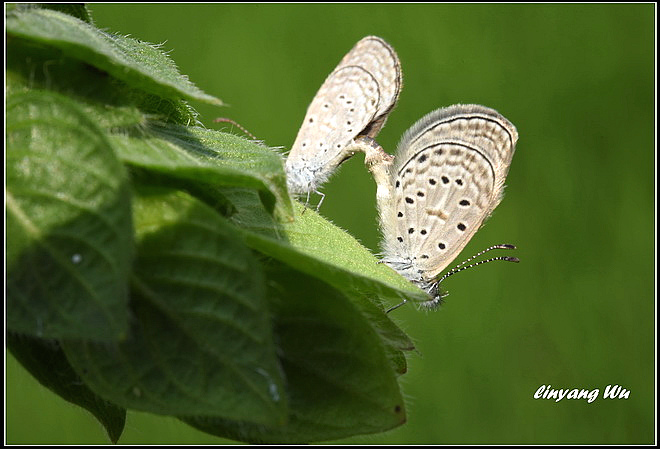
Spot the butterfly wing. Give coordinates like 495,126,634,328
337,36,402,138
286,36,402,194
382,104,518,280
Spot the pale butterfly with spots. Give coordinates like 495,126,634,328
363,104,519,310
286,36,402,206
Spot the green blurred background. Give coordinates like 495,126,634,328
6,3,655,444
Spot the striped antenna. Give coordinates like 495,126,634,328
437,244,519,285
386,244,518,314
213,118,258,140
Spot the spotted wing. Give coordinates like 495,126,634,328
383,104,518,279
286,36,401,194
337,36,402,137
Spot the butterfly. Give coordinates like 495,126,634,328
363,104,519,309
286,36,402,206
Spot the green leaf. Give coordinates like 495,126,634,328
221,189,429,309
109,123,293,221
27,3,94,23
6,89,132,341
6,37,149,129
128,166,238,219
7,333,126,443
6,37,290,218
6,7,221,106
7,36,202,131
343,290,415,376
220,189,417,376
183,264,406,443
5,7,420,444
61,189,287,426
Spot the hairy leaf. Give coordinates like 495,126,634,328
8,333,126,443
6,90,132,341
62,189,287,426
183,264,406,443
6,7,221,105
110,123,293,221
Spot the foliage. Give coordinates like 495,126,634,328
6,4,426,443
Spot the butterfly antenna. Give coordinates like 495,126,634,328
437,244,519,285
213,118,258,140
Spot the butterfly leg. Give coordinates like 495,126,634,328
314,190,326,211
300,191,311,215
300,190,326,214
386,299,407,314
